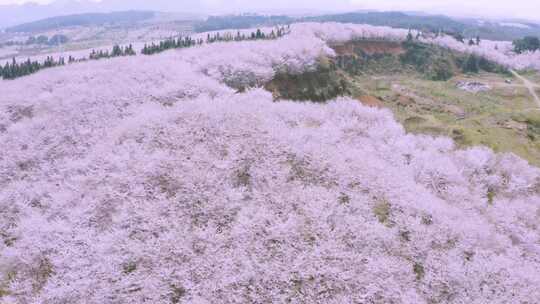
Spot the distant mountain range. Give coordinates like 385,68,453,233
0,0,207,29
193,12,540,41
5,11,157,33
2,2,540,42
304,12,540,41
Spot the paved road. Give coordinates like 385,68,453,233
511,70,540,108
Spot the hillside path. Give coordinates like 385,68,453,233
511,70,540,108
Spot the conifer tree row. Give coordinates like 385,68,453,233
0,56,66,80
205,26,289,44
1,44,136,80
1,26,291,79
141,26,290,56
89,44,136,60
141,36,202,55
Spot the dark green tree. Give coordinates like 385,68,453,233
463,54,479,73
406,30,414,42
513,36,540,54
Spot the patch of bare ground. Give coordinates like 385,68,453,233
356,95,384,108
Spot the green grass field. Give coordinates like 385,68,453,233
350,71,540,166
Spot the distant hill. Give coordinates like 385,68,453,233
303,11,540,41
3,8,540,41
192,12,457,34
304,11,467,33
0,0,209,28
459,19,540,41
192,12,540,41
194,15,293,32
6,11,156,33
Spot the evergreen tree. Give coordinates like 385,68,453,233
463,54,479,73
112,45,122,57
406,30,413,42
455,33,465,43
513,36,540,54
126,44,136,55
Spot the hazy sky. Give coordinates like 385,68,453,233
0,0,539,20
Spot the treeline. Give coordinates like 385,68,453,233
0,56,66,80
335,37,507,82
1,27,289,80
0,43,135,80
400,40,508,80
26,34,69,46
0,34,69,48
513,36,540,54
90,44,136,60
142,36,202,55
460,54,503,74
194,14,293,32
141,26,289,56
206,26,289,43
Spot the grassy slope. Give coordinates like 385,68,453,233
265,40,540,166
350,72,540,166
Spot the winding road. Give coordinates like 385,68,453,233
511,70,540,108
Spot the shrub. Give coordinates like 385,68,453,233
463,54,479,73
513,36,540,54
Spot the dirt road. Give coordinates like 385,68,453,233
511,70,540,107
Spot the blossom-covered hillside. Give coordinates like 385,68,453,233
1,23,540,303
3,22,540,72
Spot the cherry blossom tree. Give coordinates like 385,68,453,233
0,22,539,304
